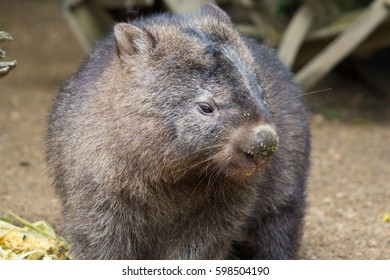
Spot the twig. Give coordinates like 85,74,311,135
0,31,17,77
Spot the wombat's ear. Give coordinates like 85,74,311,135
114,23,155,61
200,3,231,23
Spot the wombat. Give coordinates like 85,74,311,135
47,4,310,259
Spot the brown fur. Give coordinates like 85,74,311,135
47,4,310,259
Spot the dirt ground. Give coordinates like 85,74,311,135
0,0,389,259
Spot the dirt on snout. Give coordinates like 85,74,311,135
0,0,389,259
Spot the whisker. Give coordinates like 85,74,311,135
173,156,215,175
213,158,233,204
189,151,227,197
172,144,225,162
198,160,213,178
208,155,231,188
271,112,307,122
302,88,333,97
271,88,333,109
191,164,214,197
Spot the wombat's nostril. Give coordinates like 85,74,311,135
242,125,279,166
243,149,256,163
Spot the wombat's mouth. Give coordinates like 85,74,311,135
225,150,269,178
243,149,268,167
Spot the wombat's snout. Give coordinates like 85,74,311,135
242,125,279,167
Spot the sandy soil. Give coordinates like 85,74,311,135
0,0,389,259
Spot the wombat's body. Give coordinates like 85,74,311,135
47,5,310,259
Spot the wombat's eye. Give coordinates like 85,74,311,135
197,103,214,115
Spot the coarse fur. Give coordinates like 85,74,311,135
47,4,310,259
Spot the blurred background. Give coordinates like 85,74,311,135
0,0,389,259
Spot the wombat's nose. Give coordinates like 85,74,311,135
243,125,279,166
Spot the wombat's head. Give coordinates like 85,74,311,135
112,4,279,181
